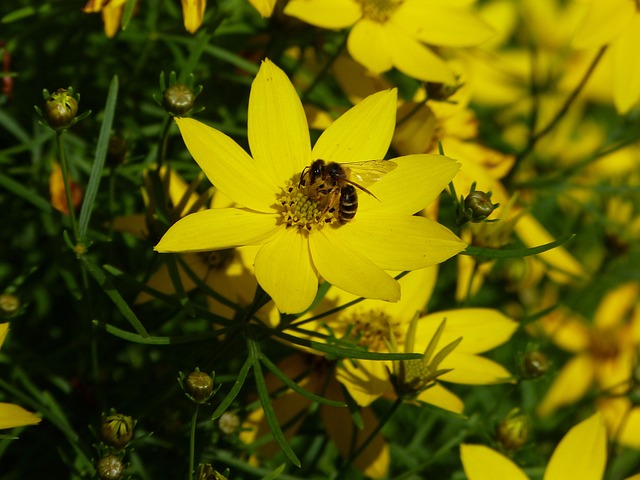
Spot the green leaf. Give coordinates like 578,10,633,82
78,75,119,240
253,360,301,468
461,234,575,259
211,356,253,420
120,0,137,30
272,330,422,361
259,354,346,408
259,464,287,480
0,171,53,214
178,30,212,84
80,256,149,338
93,320,232,344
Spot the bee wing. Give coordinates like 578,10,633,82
342,160,397,187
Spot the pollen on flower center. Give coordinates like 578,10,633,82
277,180,338,232
350,309,404,351
589,328,621,361
356,0,404,22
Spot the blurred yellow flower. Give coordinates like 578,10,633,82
573,0,640,113
284,0,493,83
155,59,465,314
182,0,206,33
0,324,41,429
535,282,640,418
248,0,277,17
83,0,127,38
301,268,517,413
461,413,607,480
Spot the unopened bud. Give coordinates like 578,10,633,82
97,455,125,480
184,370,214,404
496,409,529,451
425,81,462,101
100,413,133,450
45,88,78,130
0,293,20,317
218,411,240,435
464,190,499,223
521,350,550,379
106,136,128,167
162,83,195,116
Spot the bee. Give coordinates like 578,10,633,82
299,159,397,223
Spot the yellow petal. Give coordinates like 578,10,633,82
359,154,460,215
460,444,529,480
611,17,640,114
312,89,396,164
249,59,311,185
322,379,390,479
572,0,634,48
101,2,125,38
537,354,595,417
111,214,148,238
514,213,586,282
175,118,277,212
255,229,318,314
155,209,279,252
440,353,513,385
309,229,400,302
415,309,518,354
330,214,465,270
544,413,606,480
417,383,464,414
594,282,640,329
182,0,206,33
335,360,392,407
392,2,494,47
598,397,640,449
284,0,362,29
347,19,394,73
385,23,455,83
533,307,591,353
0,403,41,429
0,323,8,349
248,0,277,17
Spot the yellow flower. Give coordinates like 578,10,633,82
248,0,277,17
573,0,640,113
182,0,206,33
302,268,517,412
283,0,493,83
83,0,127,38
535,282,640,417
461,413,608,480
0,323,41,429
155,59,465,314
240,354,389,478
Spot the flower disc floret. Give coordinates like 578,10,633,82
277,180,337,232
356,0,403,22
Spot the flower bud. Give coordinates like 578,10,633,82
162,83,195,116
425,81,461,101
106,136,128,167
496,409,529,451
521,350,550,379
100,413,134,450
0,293,20,317
196,464,229,480
184,370,214,403
464,190,499,223
218,411,240,435
97,455,125,480
45,88,78,130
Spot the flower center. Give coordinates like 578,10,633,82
349,309,404,351
276,180,339,232
589,328,621,361
356,0,404,22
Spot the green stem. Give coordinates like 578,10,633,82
188,404,199,480
56,131,80,243
337,397,403,478
301,31,349,101
515,46,607,163
157,116,172,170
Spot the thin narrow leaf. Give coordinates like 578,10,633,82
0,109,30,142
178,30,212,84
259,464,287,480
462,234,575,259
164,255,195,317
259,355,346,408
212,356,253,420
93,320,232,344
272,331,422,361
78,75,119,240
253,360,301,467
120,0,136,30
80,256,149,338
0,171,53,213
